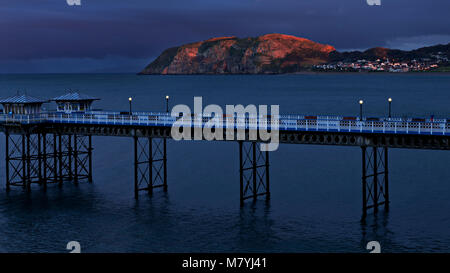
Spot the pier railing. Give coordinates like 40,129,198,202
0,111,449,136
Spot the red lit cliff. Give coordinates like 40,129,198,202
139,34,336,74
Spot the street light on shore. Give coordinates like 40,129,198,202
359,100,364,120
165,95,170,113
129,97,133,115
388,97,393,118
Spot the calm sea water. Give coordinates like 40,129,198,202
0,73,450,253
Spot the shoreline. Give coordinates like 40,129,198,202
136,71,450,76
1,71,450,76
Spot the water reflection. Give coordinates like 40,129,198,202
236,201,278,252
360,210,394,253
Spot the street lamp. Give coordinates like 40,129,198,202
165,95,170,113
128,97,133,115
388,97,392,118
359,100,364,120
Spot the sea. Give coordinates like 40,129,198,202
0,73,449,253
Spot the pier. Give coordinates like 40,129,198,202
1,93,449,218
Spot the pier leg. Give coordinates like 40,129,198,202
42,133,47,190
362,146,367,217
88,135,93,183
163,138,167,191
73,135,78,184
58,134,63,186
53,134,58,184
361,146,389,217
68,135,73,181
134,136,139,199
71,135,92,183
5,131,10,191
239,141,270,204
5,132,64,191
239,141,244,206
55,134,78,184
373,146,378,213
133,136,167,199
22,134,26,189
41,133,61,187
252,142,257,200
384,147,389,210
26,134,31,191
148,137,153,195
5,132,31,191
265,150,270,201
38,134,42,184
27,134,42,189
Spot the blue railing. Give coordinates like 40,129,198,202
0,111,449,136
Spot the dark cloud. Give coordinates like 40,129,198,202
1,0,449,72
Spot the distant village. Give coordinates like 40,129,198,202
314,52,449,72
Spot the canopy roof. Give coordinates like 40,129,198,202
0,94,48,104
52,92,99,102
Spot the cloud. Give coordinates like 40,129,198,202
0,56,150,74
384,35,450,50
1,0,449,72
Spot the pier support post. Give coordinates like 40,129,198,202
58,134,63,186
88,135,93,183
4,132,93,191
42,133,48,189
5,131,10,191
5,133,42,190
133,136,167,199
26,133,31,191
361,146,389,218
238,141,270,205
57,134,77,185
72,134,93,183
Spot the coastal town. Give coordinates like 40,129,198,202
313,51,449,72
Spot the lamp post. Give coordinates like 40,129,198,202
165,95,169,113
128,97,132,115
359,100,364,120
388,97,392,118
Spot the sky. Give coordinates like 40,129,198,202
1,0,450,73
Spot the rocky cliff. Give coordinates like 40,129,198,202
139,34,336,74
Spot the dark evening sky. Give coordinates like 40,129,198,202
1,0,449,73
